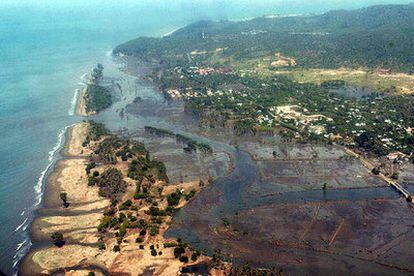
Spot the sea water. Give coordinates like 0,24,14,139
0,0,410,274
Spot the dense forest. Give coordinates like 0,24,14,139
113,3,414,158
115,3,414,72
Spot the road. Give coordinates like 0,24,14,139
343,147,412,202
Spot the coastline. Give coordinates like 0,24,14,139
21,121,226,274
75,87,87,117
20,122,111,275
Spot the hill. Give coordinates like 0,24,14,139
115,3,414,72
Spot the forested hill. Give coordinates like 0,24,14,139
115,3,414,72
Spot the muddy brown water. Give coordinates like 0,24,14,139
91,57,414,275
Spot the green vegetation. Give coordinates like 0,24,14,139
85,121,109,144
114,4,414,157
51,232,65,247
95,168,127,199
229,264,281,276
59,192,69,208
115,3,414,72
145,126,213,154
84,64,112,113
82,121,204,263
128,155,169,183
164,242,178,248
167,189,182,206
85,84,112,113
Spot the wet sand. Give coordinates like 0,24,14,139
75,88,87,116
21,122,224,275
20,123,112,275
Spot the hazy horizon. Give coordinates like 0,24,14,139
1,0,413,17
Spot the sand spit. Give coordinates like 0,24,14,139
21,123,228,275
75,88,88,116
21,123,113,274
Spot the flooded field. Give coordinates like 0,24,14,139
329,85,380,99
95,57,414,274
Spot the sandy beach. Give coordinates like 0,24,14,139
21,123,112,274
75,88,88,116
21,122,223,275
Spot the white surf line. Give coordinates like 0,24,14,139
68,88,79,116
12,123,76,273
14,217,28,233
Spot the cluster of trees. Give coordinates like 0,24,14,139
84,120,109,144
94,168,127,199
111,1,414,157
84,84,112,114
84,64,112,113
127,155,169,183
115,3,414,72
145,126,213,154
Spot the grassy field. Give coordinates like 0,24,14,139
208,50,414,94
267,68,414,94
228,55,414,94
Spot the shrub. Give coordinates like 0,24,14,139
167,191,181,206
134,193,148,200
191,252,199,261
372,167,381,175
123,200,132,207
164,242,178,248
85,162,96,174
109,217,119,228
51,232,65,247
113,245,120,252
221,217,230,227
173,246,185,258
98,216,112,232
179,256,189,263
98,242,106,250
150,226,159,236
185,189,196,200
88,175,97,186
59,192,69,208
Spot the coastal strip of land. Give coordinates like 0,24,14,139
75,88,87,116
21,121,230,275
21,122,110,275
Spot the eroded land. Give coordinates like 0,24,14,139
22,3,414,275
111,3,414,274
22,122,233,275
76,64,113,117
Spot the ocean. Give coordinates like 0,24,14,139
0,0,411,274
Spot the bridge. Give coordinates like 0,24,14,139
344,148,412,202
263,105,412,202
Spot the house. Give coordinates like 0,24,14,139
387,151,407,161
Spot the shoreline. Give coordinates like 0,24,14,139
21,121,226,275
75,87,87,116
20,122,109,275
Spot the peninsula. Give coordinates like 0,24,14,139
21,2,414,275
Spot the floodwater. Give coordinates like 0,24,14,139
92,57,414,275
